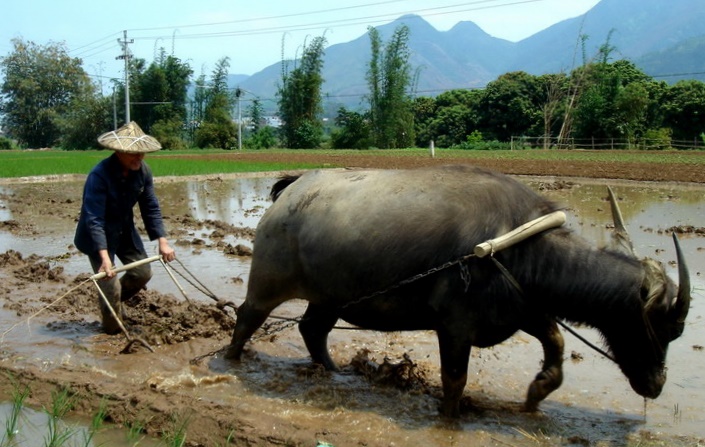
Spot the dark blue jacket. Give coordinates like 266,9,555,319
74,153,166,258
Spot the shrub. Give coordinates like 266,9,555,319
151,119,188,150
451,137,511,150
244,127,278,149
641,128,672,150
0,136,17,150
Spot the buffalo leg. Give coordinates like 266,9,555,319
436,327,472,418
521,317,564,411
225,300,272,360
299,303,339,370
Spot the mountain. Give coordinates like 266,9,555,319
511,0,705,74
234,0,705,112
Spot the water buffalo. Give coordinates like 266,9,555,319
226,165,691,417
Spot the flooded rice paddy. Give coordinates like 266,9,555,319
0,173,704,446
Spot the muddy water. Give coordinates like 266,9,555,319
1,175,704,446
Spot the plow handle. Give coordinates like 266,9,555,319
90,254,162,280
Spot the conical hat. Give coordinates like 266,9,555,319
97,121,162,153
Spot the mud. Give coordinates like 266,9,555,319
1,155,705,446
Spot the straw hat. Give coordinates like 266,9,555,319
97,121,162,153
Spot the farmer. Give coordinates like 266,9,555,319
74,121,176,334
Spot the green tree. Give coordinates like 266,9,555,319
58,93,113,149
366,25,415,148
194,57,237,149
130,49,193,149
412,96,437,147
278,35,327,148
572,60,654,144
536,73,569,147
415,89,482,147
249,98,264,133
477,71,543,141
245,126,278,149
662,80,705,142
0,38,94,147
331,107,371,149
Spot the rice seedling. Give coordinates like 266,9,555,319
126,418,147,444
43,388,77,447
80,398,107,447
2,375,30,444
161,411,191,447
216,430,235,447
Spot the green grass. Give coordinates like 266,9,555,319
0,149,325,178
0,147,703,179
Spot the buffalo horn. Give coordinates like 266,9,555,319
607,186,636,256
672,233,691,323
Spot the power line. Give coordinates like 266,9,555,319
129,0,412,32
131,0,542,43
652,71,705,78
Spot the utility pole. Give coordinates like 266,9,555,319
112,84,117,129
116,30,134,125
235,87,243,150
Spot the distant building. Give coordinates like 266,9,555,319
264,116,282,128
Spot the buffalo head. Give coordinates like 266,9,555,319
607,187,691,399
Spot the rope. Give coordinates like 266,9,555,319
490,255,617,363
167,259,238,311
0,277,92,344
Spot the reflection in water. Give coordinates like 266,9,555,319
159,177,274,228
1,175,705,442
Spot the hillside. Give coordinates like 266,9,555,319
233,0,705,112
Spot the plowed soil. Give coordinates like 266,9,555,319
1,151,703,447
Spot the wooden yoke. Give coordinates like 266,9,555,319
474,211,566,258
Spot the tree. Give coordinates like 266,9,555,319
412,96,437,147
194,57,237,149
331,107,371,149
129,49,193,149
477,71,543,141
414,89,483,147
58,93,113,149
662,80,705,142
366,25,415,148
0,38,94,147
249,98,264,133
278,35,327,149
571,60,654,144
536,73,569,148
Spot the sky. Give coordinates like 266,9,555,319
1,0,601,87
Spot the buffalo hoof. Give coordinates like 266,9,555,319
521,401,541,413
223,344,243,361
438,401,461,418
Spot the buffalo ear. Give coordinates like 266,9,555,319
607,186,637,257
641,259,669,313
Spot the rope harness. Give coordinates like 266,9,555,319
187,236,617,364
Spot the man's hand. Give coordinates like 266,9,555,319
98,249,115,279
158,237,176,263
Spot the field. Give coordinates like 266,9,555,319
2,148,705,183
1,148,704,446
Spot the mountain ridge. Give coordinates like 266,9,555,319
232,0,705,111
